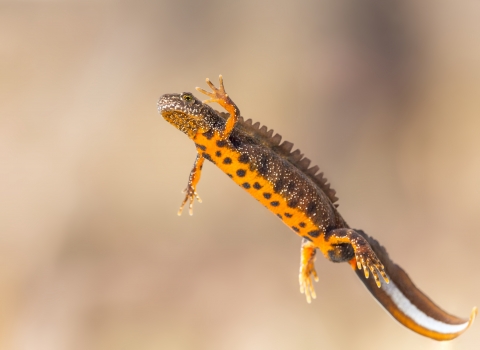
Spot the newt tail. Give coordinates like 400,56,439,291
355,230,477,340
157,75,476,340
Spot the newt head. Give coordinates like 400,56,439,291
157,92,219,139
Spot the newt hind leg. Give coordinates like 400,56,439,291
299,238,319,303
325,228,389,287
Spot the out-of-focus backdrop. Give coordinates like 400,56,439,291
1,1,479,349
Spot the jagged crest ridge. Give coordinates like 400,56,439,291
218,112,338,204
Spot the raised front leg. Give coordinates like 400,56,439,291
178,153,204,216
299,238,319,303
325,228,389,287
196,75,240,139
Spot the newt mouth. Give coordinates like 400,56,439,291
157,94,179,114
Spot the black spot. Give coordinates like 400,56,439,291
253,182,262,190
227,173,233,178
202,152,214,163
242,182,251,189
223,157,232,164
277,214,282,219
308,230,321,238
216,140,227,148
258,154,269,175
287,181,296,192
292,226,300,232
236,169,246,177
195,143,206,151
263,193,272,199
287,199,298,208
203,130,214,140
270,201,279,207
303,236,313,242
307,202,317,215
299,222,306,228
284,213,293,218
215,151,222,157
274,179,284,193
238,154,249,164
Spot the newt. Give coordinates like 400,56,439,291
157,76,477,340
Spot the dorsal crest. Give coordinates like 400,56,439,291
218,112,339,204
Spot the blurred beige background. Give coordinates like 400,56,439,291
1,1,479,349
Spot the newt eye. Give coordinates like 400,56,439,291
182,94,194,102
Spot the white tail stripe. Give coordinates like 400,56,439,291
382,280,469,334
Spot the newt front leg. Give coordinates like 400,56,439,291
178,76,239,215
178,153,204,216
196,75,240,139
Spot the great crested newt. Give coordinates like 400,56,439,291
157,76,476,340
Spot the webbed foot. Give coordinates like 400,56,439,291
178,186,202,216
354,243,389,287
196,75,233,108
299,239,318,303
299,258,319,303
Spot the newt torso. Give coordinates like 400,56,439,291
193,114,352,261
201,119,346,231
